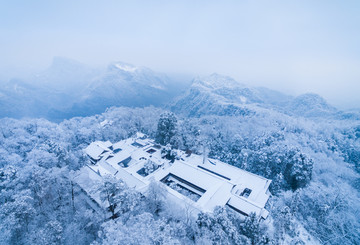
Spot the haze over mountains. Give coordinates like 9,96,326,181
0,57,358,121
171,73,355,120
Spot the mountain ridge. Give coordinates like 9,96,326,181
170,73,357,120
0,58,358,121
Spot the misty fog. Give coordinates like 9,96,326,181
1,0,360,109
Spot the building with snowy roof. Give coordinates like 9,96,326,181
76,133,272,219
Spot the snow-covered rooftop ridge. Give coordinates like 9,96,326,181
84,141,112,161
77,132,272,220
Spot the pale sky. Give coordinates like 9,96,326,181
0,0,359,109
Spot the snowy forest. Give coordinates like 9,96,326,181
2,1,360,244
1,97,359,244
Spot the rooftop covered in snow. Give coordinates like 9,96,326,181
76,133,272,219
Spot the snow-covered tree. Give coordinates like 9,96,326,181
155,112,178,146
145,180,167,215
285,151,313,190
99,176,127,218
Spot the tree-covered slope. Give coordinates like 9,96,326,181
1,106,359,244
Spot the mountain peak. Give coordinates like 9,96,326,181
108,62,138,73
293,93,332,108
193,73,245,90
289,93,337,117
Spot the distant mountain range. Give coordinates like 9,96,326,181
0,57,358,121
172,74,324,117
53,61,178,118
171,73,360,120
0,58,183,120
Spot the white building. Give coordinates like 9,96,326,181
75,132,271,219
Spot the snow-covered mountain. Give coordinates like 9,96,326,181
0,58,181,120
33,57,99,95
171,73,285,117
0,57,98,119
288,93,337,117
63,62,173,117
1,59,357,121
0,77,77,118
169,74,253,117
106,62,168,90
170,73,355,119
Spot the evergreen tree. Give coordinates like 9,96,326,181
240,213,261,245
284,150,313,190
155,112,178,146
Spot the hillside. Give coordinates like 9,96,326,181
0,105,359,244
170,73,359,120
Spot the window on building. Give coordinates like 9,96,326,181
118,157,132,168
146,148,156,154
240,188,252,198
131,141,144,148
113,148,122,153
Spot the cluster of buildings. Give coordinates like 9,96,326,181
75,132,271,219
